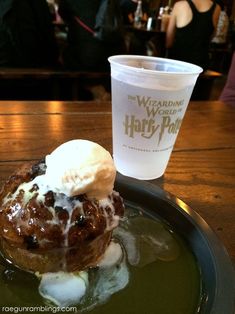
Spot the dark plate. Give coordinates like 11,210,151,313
115,173,235,314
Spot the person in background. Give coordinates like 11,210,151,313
58,0,126,72
0,0,58,67
166,0,221,70
219,52,235,105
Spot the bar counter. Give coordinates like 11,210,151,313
0,100,234,265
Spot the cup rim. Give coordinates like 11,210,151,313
108,55,203,76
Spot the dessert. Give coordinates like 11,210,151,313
0,140,124,274
0,140,183,310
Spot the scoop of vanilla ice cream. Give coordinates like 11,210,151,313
45,140,116,200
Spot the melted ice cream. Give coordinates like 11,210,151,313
39,271,88,307
38,241,128,308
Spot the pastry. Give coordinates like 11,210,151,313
0,140,124,273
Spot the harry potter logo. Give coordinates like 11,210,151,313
123,115,182,144
123,95,185,144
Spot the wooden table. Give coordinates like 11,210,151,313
0,100,234,265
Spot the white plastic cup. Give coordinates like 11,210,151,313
108,55,202,179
